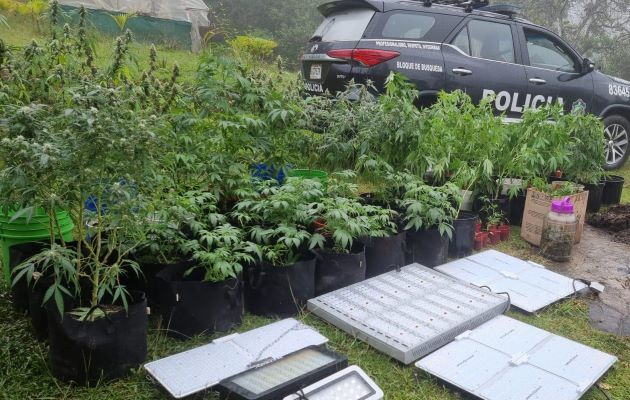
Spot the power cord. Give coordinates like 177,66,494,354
572,278,605,298
478,285,511,313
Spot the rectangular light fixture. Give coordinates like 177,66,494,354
144,319,328,398
308,264,509,364
283,366,383,400
416,315,617,400
435,250,588,313
218,346,348,400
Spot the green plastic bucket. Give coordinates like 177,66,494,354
286,169,329,188
0,209,74,282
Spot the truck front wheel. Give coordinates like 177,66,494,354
603,115,630,170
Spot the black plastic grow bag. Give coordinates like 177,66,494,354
124,258,194,310
156,264,243,339
603,175,625,205
508,192,527,226
448,212,478,259
244,257,316,318
28,275,54,341
313,246,366,296
9,241,48,313
361,233,406,278
47,291,148,385
583,182,605,213
406,228,449,268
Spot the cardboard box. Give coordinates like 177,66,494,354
520,187,589,247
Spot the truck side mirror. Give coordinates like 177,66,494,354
582,58,595,73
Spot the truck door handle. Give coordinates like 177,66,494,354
529,78,547,85
452,68,473,76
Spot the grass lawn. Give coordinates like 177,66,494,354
1,14,200,81
2,230,629,400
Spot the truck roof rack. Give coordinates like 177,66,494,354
478,4,522,18
420,0,490,12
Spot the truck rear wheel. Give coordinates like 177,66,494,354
603,115,630,170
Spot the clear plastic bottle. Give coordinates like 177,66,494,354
540,197,578,262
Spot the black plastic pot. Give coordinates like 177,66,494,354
406,228,449,267
28,275,54,341
449,212,478,259
603,175,625,205
474,196,511,224
361,233,406,278
9,241,48,313
124,258,194,310
244,257,316,318
508,191,527,227
156,264,243,339
583,182,605,213
47,291,148,385
313,246,366,296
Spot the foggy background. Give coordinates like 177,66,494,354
209,0,630,79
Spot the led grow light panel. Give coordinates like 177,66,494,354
435,250,587,313
219,346,348,400
307,264,509,364
416,315,617,400
283,366,383,400
144,319,327,399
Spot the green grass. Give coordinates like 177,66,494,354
0,14,200,81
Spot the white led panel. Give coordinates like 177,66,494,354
435,250,588,313
416,315,617,400
283,366,383,400
307,264,509,364
144,319,328,398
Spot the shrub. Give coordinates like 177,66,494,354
229,35,278,60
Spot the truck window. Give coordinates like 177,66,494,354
524,29,578,72
311,8,375,42
452,20,515,63
382,13,436,40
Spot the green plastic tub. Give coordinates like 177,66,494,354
0,209,74,281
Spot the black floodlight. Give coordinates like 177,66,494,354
218,346,348,400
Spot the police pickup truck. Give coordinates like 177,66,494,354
301,0,630,169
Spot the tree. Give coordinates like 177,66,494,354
207,0,322,67
513,0,630,79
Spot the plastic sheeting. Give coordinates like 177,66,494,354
58,0,210,51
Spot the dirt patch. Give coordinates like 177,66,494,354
541,225,630,336
588,205,630,232
614,229,630,245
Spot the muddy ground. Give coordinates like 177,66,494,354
588,205,630,245
545,225,630,336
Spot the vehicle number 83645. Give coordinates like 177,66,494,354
609,84,630,98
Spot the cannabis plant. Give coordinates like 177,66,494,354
399,176,461,238
234,178,325,267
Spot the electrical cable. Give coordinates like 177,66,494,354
476,285,511,313
572,278,600,298
496,291,511,313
